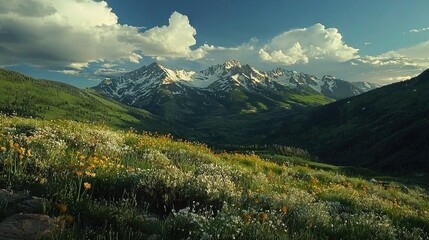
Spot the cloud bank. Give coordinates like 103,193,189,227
0,0,205,71
258,23,359,65
1,0,428,85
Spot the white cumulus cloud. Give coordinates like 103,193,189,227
409,27,429,33
0,0,206,71
259,23,359,65
389,40,429,62
137,12,199,59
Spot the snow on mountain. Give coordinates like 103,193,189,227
267,68,319,89
182,61,271,92
95,62,197,105
95,60,376,104
318,75,363,100
351,81,381,92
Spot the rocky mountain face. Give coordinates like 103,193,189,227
93,61,380,143
95,60,377,110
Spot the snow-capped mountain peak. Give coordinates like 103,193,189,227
223,60,242,69
321,75,338,81
94,61,380,106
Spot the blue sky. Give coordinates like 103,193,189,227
1,0,429,87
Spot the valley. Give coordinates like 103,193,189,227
2,1,429,239
0,64,428,239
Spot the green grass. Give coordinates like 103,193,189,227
290,93,334,106
1,115,428,240
276,70,429,173
0,69,205,139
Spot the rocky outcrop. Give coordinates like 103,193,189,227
0,214,60,240
0,189,47,217
0,189,58,239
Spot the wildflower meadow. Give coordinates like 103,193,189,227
0,114,428,239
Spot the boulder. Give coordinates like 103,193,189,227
0,214,60,240
0,189,47,217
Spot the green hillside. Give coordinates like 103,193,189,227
1,116,428,239
274,69,429,173
0,69,195,137
146,83,333,145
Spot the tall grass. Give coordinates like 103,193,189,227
0,115,428,239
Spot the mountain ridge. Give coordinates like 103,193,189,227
96,61,379,102
273,69,429,172
94,61,338,143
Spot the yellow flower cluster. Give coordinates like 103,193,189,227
1,141,33,159
137,133,174,150
71,153,129,174
56,203,73,225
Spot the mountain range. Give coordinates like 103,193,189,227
1,62,427,173
95,60,378,108
94,61,379,142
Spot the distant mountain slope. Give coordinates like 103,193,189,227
351,81,381,92
94,61,341,120
0,68,186,135
94,61,335,143
274,69,429,172
267,69,368,100
95,61,374,110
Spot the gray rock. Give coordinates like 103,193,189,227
0,189,8,204
16,197,47,214
0,214,60,240
0,189,47,217
0,189,30,204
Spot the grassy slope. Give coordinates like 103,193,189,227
273,69,429,173
0,69,203,138
0,116,428,239
180,85,333,145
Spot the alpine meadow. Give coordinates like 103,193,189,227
0,1,429,239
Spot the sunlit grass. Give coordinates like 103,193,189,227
0,114,428,239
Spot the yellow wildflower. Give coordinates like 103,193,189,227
83,182,91,189
259,213,269,219
0,146,6,152
17,147,24,155
26,149,32,157
64,215,74,224
75,171,83,176
85,171,96,177
56,203,68,213
280,206,288,213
